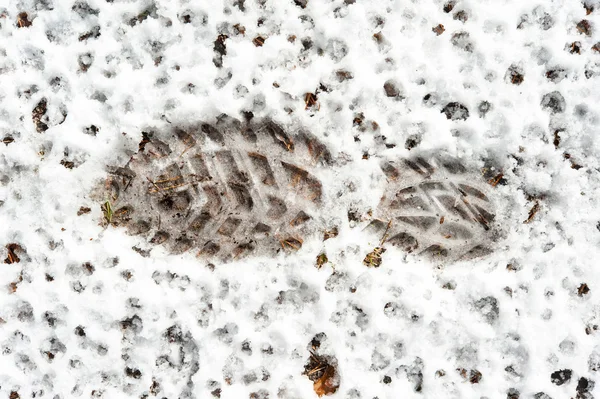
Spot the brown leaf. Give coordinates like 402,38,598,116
457,368,482,384
432,24,445,35
305,92,319,111
323,227,339,241
233,23,245,36
569,41,582,54
488,173,505,187
443,1,455,12
584,2,594,14
138,132,151,152
4,243,23,264
314,365,339,396
60,159,75,169
253,35,265,47
373,31,384,43
578,283,590,296
9,281,19,293
363,247,385,268
280,237,303,251
523,201,540,224
16,12,32,28
316,253,328,269
469,369,482,384
576,20,592,36
510,71,524,84
77,206,92,216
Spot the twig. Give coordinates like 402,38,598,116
148,182,189,193
180,142,194,157
280,238,301,250
123,176,133,192
154,176,182,184
307,366,327,375
146,177,160,192
380,220,392,246
489,173,504,187
523,201,540,224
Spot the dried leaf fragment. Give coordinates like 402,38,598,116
78,26,101,41
457,368,482,384
17,12,32,28
138,132,151,152
233,23,245,35
305,92,319,111
577,19,592,36
363,247,385,268
9,273,24,293
316,253,328,269
569,41,582,54
314,365,338,396
60,159,75,169
77,206,92,216
510,70,524,85
32,98,48,133
488,173,504,187
578,283,590,296
523,201,540,224
5,243,24,264
323,227,338,241
253,35,266,47
469,369,482,384
280,237,303,251
432,24,445,35
304,345,340,397
443,1,455,12
373,31,384,43
101,200,114,224
294,0,308,9
584,2,594,14
553,130,561,148
383,80,402,98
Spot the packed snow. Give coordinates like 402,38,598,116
2,0,600,398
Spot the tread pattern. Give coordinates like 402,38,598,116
367,156,496,261
100,116,496,262
103,115,331,262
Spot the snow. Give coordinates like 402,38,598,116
2,0,600,398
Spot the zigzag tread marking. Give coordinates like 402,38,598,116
104,117,329,261
374,156,497,261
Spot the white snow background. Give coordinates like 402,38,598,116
2,0,600,398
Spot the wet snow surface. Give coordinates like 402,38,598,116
2,0,600,398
